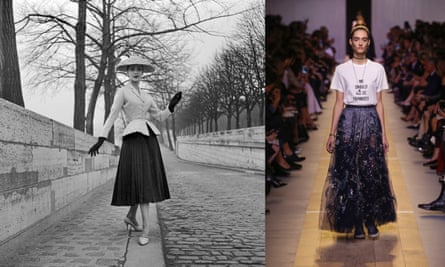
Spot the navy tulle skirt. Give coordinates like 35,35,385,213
319,105,397,233
111,126,170,206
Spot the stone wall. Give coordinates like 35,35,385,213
175,126,264,171
0,98,119,245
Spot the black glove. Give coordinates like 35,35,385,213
88,137,106,157
168,91,182,112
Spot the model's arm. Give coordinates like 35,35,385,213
326,91,344,153
100,88,125,138
376,91,389,152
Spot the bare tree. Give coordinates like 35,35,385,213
0,0,24,107
231,3,265,126
195,66,224,132
177,91,205,135
175,1,264,134
215,48,238,130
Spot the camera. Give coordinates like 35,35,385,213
302,66,308,74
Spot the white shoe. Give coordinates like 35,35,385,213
138,236,150,246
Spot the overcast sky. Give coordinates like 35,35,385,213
13,0,258,133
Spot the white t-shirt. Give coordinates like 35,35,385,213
330,59,389,105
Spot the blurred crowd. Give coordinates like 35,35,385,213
383,20,445,211
265,15,336,195
384,20,445,164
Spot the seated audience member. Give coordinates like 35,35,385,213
419,106,445,212
401,56,441,129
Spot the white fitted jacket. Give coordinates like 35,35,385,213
100,83,171,138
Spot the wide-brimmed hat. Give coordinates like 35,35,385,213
116,56,155,73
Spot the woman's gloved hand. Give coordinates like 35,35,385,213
168,91,182,112
88,137,106,156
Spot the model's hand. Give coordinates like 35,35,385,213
168,92,182,112
326,136,335,153
88,137,106,157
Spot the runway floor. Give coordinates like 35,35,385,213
266,90,445,267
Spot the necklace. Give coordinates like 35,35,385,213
351,60,367,84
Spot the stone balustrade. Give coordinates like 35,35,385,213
0,98,119,245
175,126,264,171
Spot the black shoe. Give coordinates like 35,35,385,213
273,163,294,173
295,155,306,162
267,175,285,188
270,178,287,188
283,154,305,164
289,162,303,170
408,139,420,147
430,163,438,170
418,200,445,211
365,221,379,238
423,160,437,166
354,224,365,239
407,135,418,142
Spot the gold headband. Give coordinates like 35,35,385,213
351,24,369,35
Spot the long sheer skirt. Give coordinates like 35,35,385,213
319,106,396,233
111,126,170,206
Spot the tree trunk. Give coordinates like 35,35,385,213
103,1,115,142
235,113,241,129
73,0,87,131
247,108,252,127
104,52,115,142
85,54,106,134
85,0,111,136
226,113,232,130
0,0,24,107
214,112,218,132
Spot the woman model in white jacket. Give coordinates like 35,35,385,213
88,56,182,246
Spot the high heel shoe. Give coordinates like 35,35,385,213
124,217,143,232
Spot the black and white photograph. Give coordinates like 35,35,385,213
0,0,264,266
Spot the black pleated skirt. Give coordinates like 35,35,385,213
319,106,397,233
111,126,170,206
